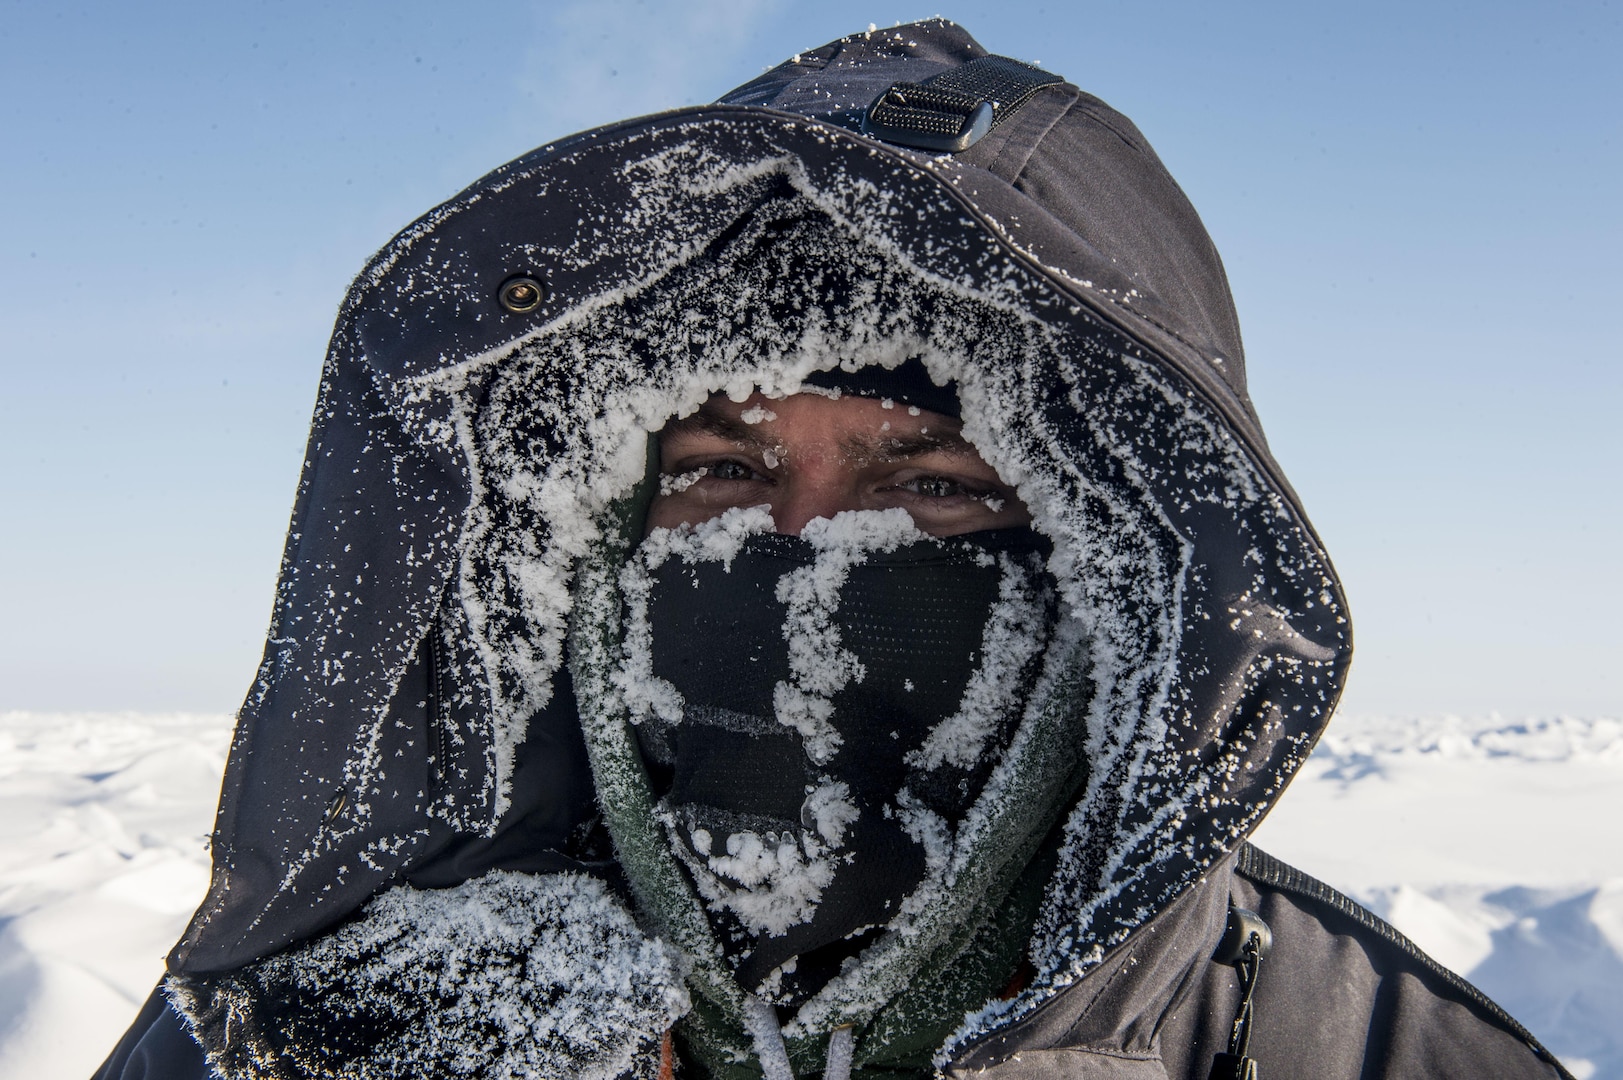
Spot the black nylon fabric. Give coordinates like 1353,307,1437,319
719,25,1256,439
800,355,963,418
94,16,1563,1080
92,991,208,1080
942,850,1571,1080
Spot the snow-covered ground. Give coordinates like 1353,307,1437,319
0,713,230,1079
2,711,1619,1079
1249,713,1623,1079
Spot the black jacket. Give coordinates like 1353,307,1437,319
96,19,1568,1080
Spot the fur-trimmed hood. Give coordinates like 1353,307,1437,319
166,16,1350,1077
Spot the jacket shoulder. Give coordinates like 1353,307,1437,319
1215,843,1573,1080
91,986,210,1080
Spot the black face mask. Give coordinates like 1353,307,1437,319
619,516,1056,1004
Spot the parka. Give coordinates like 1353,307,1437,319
95,19,1570,1080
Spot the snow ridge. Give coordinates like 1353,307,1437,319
5,711,1616,1077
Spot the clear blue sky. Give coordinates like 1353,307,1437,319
3,1,1619,716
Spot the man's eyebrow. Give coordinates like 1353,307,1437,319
659,406,773,449
847,428,978,461
660,404,977,459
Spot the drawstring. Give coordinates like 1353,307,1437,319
1209,905,1271,1080
743,996,797,1080
658,1030,677,1080
740,997,856,1080
825,1025,855,1080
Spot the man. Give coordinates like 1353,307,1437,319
96,19,1569,1080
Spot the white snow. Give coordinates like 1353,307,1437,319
0,711,230,1080
1250,713,1623,1080
3,709,1619,1076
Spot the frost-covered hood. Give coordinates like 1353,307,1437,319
171,18,1350,1058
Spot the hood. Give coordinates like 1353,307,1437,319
170,16,1350,1062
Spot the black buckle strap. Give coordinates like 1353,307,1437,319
1209,905,1272,1080
862,54,1063,153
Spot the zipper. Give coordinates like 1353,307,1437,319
427,616,449,799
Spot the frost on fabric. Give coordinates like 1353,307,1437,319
774,508,926,763
401,148,1002,820
168,871,688,1080
615,511,928,942
614,506,777,725
611,506,1048,961
382,143,1344,1058
665,803,843,939
908,553,1054,771
802,779,860,846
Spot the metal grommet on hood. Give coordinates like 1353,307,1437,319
497,274,546,313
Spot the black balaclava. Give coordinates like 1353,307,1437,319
799,356,961,420
620,488,1055,1005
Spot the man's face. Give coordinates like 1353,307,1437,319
647,392,1032,536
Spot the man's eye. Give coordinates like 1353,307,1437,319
903,476,973,498
708,460,760,482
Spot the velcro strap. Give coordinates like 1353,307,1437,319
863,54,1064,153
